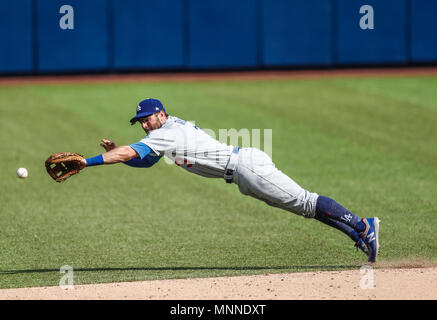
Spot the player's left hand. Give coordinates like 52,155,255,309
100,139,116,152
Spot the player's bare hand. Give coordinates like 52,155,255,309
100,139,116,152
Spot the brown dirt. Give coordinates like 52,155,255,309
0,266,436,300
1,67,437,87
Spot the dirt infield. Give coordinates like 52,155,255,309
0,266,436,300
1,67,437,87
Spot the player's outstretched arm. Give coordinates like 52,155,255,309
82,140,139,167
45,139,138,182
102,145,138,164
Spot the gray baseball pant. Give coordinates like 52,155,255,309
232,148,319,218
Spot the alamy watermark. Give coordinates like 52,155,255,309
359,265,374,290
359,5,374,30
158,121,273,167
59,265,74,289
58,4,374,31
59,5,74,30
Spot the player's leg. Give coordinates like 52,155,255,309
233,148,378,260
236,149,367,233
313,197,379,261
314,214,368,255
314,195,366,233
315,214,360,241
235,165,365,236
233,148,318,218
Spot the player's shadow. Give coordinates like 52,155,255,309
0,265,360,276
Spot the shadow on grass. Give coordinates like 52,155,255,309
0,265,360,275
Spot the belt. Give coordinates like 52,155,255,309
224,147,240,183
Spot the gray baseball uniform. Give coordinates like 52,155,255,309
135,116,318,218
124,98,379,262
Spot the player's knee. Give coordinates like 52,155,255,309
290,205,316,218
286,192,318,219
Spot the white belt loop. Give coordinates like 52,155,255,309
224,147,240,183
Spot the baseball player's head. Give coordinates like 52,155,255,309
130,98,168,133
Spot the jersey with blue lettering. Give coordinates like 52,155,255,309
132,116,234,178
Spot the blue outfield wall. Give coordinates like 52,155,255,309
188,0,258,68
113,0,184,69
0,0,437,74
411,0,437,63
336,0,407,64
262,0,334,66
37,0,109,72
0,1,33,73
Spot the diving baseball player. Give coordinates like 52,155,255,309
46,98,380,262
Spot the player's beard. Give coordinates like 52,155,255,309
144,120,163,134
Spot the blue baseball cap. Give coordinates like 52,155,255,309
130,98,166,125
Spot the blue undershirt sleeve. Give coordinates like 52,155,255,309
124,142,162,168
123,156,161,168
129,142,151,159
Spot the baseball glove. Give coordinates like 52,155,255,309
45,152,86,183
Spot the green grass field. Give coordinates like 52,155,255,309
1,76,436,289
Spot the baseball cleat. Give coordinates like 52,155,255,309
355,238,369,257
359,217,380,263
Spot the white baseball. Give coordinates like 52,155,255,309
17,168,28,179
